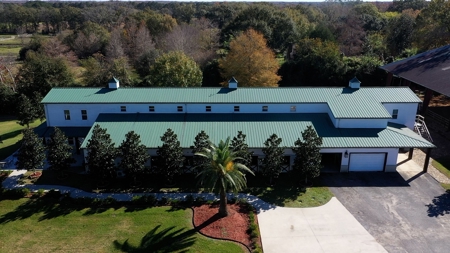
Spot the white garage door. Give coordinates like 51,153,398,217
349,153,386,171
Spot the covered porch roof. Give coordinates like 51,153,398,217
80,113,435,150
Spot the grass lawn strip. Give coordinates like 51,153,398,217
0,117,43,160
432,156,450,179
0,198,244,253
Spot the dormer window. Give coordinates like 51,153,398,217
81,110,87,120
149,106,155,112
177,106,183,112
234,106,240,112
206,106,211,112
392,109,398,119
262,106,268,112
64,110,70,120
290,106,296,112
121,106,126,112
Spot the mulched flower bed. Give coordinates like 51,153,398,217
193,203,252,248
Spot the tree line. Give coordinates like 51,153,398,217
2,0,449,116
17,125,323,189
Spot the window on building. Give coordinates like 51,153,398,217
149,106,155,112
68,137,74,145
81,110,87,120
177,106,183,112
290,106,296,112
262,106,268,112
234,106,240,112
64,110,70,120
206,106,211,112
121,106,126,112
392,109,398,119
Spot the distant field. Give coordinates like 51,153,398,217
0,47,20,56
0,37,31,45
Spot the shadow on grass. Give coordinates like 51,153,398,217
0,195,126,224
245,172,309,207
0,140,20,160
113,213,223,253
0,195,84,223
113,225,196,253
426,190,450,217
1,129,22,141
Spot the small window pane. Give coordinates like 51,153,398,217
206,106,211,112
393,109,398,119
64,110,70,120
262,106,268,112
290,106,296,112
121,106,126,112
149,106,155,112
177,106,183,112
234,106,240,112
81,110,87,120
68,137,74,145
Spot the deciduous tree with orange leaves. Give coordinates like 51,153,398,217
219,29,281,87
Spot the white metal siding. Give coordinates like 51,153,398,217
349,153,386,171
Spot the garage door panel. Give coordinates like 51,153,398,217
349,153,385,171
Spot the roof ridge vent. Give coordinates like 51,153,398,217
108,77,120,89
228,77,238,89
349,77,360,89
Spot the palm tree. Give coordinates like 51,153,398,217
195,137,254,217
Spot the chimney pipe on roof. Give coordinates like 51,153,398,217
228,77,238,89
349,77,361,89
108,77,120,89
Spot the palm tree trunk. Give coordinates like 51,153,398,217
219,186,228,217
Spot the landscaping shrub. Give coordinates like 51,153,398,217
185,194,194,206
131,195,157,206
0,188,30,199
36,189,45,197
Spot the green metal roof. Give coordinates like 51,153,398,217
42,87,421,119
35,123,91,138
80,113,434,149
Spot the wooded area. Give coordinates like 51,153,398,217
1,0,449,116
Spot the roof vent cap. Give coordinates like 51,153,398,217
108,77,120,89
349,77,360,89
228,77,238,89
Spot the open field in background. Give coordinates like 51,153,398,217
0,198,244,253
0,47,20,56
0,117,43,160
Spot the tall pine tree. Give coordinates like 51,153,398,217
192,130,210,174
230,131,253,167
157,129,184,184
119,131,150,185
86,125,117,183
261,134,284,184
47,127,75,177
292,125,323,185
16,128,46,172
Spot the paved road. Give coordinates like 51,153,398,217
322,171,450,253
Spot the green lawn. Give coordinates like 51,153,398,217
246,173,334,208
0,198,244,253
0,117,44,160
433,156,450,178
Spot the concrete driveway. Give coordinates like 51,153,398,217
321,156,450,253
258,197,387,253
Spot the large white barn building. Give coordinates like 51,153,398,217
40,78,434,173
